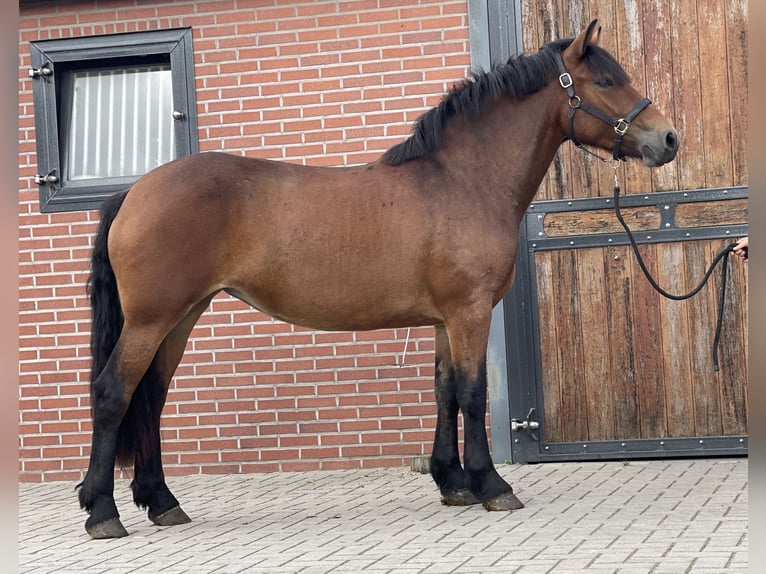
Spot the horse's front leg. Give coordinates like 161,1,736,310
430,325,479,506
447,310,524,511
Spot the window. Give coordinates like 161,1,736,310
29,28,198,213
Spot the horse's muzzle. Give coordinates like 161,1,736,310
640,128,679,167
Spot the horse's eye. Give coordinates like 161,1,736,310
596,77,614,88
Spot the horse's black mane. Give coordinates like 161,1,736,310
381,38,630,166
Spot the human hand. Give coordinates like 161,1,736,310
732,236,748,260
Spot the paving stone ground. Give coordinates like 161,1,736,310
19,458,748,573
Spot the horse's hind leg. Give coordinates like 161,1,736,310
130,296,214,527
78,325,167,538
122,353,190,528
445,309,524,511
431,325,479,506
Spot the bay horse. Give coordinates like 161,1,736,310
77,20,678,538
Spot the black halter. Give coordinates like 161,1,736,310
554,51,650,162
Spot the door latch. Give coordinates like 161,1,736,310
511,408,539,432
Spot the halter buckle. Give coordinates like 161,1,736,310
558,72,573,89
614,119,629,136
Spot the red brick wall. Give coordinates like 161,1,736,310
18,0,471,482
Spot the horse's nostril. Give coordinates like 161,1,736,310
665,130,678,151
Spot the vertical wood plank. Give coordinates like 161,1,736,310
696,0,734,187
520,0,540,51
553,250,589,441
563,0,588,34
560,0,596,202
725,0,748,185
641,0,679,192
732,245,748,431
669,0,706,189
538,0,569,201
535,252,563,442
739,244,748,377
588,0,617,199
714,239,748,434
614,0,653,198
657,243,695,437
605,244,639,438
577,247,614,439
629,243,667,438
521,0,553,201
683,240,722,436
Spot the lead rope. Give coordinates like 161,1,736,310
609,169,738,371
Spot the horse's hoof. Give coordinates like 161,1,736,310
86,517,129,539
482,491,525,511
441,488,481,506
149,505,191,526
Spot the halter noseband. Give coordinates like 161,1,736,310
554,51,650,163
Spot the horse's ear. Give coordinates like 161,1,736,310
570,19,601,59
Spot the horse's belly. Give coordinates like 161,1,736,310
223,272,440,332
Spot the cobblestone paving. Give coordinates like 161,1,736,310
19,459,748,573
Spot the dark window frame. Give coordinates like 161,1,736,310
29,28,199,213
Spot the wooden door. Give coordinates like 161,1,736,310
505,0,748,462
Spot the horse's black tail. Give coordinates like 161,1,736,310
87,189,164,469
88,190,128,388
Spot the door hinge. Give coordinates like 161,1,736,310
29,64,52,78
34,170,58,185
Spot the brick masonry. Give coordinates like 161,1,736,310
18,0,474,482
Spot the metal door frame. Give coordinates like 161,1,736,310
468,0,523,464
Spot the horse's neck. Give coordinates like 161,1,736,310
438,88,565,209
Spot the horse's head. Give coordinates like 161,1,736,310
556,19,678,167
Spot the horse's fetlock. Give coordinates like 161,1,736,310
131,478,180,517
77,477,98,511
